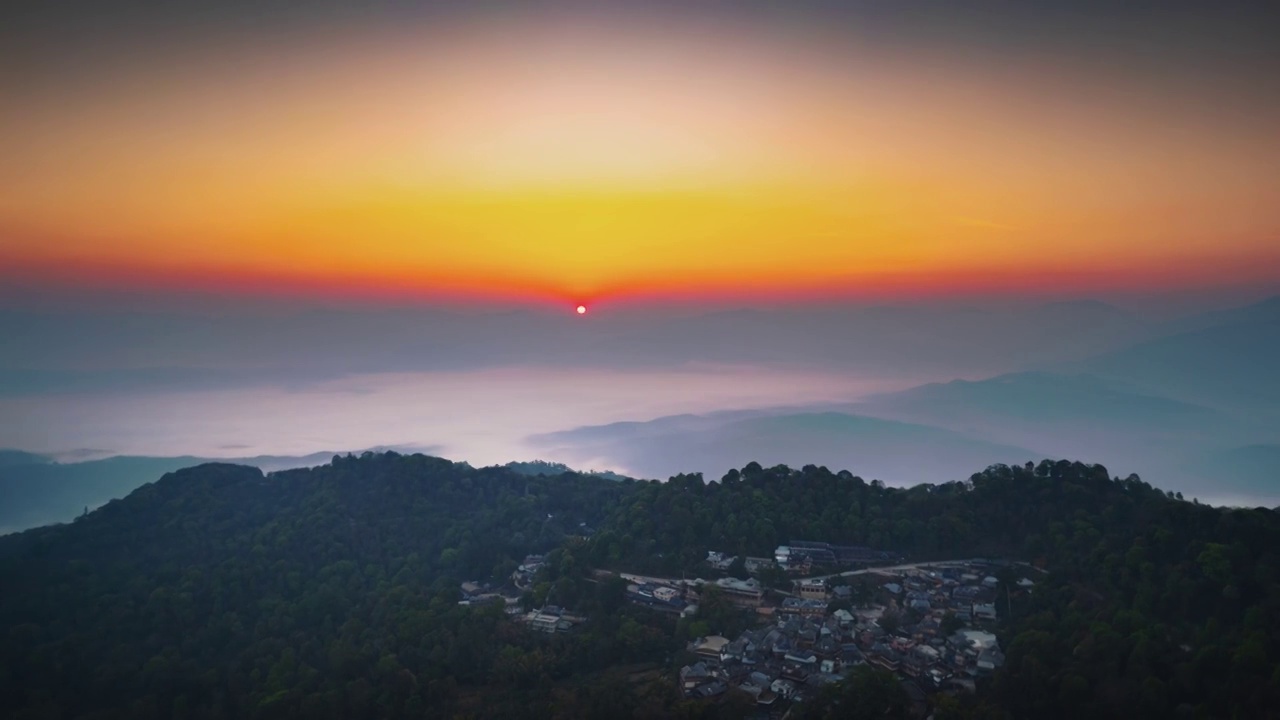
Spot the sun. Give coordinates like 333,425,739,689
575,305,587,315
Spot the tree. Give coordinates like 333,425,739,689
799,665,910,719
725,555,749,580
941,611,965,636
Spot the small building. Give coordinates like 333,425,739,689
680,662,713,693
715,577,765,607
796,578,829,600
780,597,828,617
784,650,818,666
653,586,680,602
527,611,571,633
693,680,727,698
770,678,796,698
977,647,1006,672
690,635,731,659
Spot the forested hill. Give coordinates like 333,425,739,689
1,453,1278,718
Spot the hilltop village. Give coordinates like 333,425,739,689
462,540,1040,716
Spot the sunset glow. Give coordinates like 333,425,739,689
2,7,1278,305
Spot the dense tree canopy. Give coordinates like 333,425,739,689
0,453,1277,718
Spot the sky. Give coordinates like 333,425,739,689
3,1,1279,306
1,2,1278,505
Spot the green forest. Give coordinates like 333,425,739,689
1,452,1277,718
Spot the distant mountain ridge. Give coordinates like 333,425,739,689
527,296,1280,504
531,410,1044,485
0,445,435,534
0,448,640,534
1076,317,1280,412
859,371,1219,429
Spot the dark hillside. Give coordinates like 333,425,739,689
0,454,648,720
0,453,1277,718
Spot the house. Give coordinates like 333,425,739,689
914,644,941,665
770,678,796,698
869,645,901,672
884,583,903,595
784,650,818,666
706,551,737,570
693,680,727,698
781,663,811,683
901,654,926,678
780,597,827,617
972,603,998,621
798,627,819,646
653,586,680,602
690,635,731,659
740,671,773,698
721,637,749,663
774,545,793,566
715,577,765,607
796,578,828,600
528,611,568,633
815,636,840,659
977,647,1006,671
680,662,713,692
841,644,865,667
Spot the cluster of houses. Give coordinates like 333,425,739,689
462,542,1033,715
459,553,551,607
775,541,903,573
621,573,769,616
706,552,775,575
458,580,512,608
678,559,1032,715
626,580,699,617
458,554,591,633
511,554,546,589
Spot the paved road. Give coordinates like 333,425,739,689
615,558,1045,589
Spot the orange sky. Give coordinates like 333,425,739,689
2,14,1278,305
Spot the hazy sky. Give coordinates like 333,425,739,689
3,1,1278,306
2,3,1277,504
